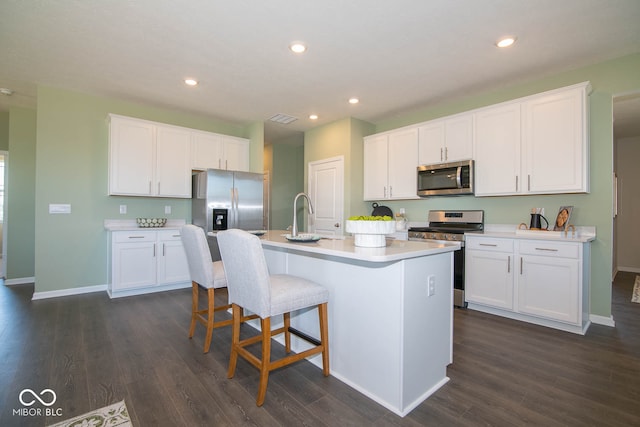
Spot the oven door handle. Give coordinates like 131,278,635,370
456,166,463,188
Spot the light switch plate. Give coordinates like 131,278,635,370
164,205,171,214
119,205,127,214
49,204,71,214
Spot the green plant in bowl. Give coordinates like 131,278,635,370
348,215,393,221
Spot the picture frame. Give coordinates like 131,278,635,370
553,206,573,231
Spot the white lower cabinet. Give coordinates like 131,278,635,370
465,235,590,334
110,229,191,297
465,238,514,310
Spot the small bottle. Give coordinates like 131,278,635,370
395,210,407,231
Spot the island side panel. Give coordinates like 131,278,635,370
264,246,405,411
263,246,453,415
401,252,453,414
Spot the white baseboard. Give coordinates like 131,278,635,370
617,266,640,274
590,314,615,327
32,284,108,300
4,277,35,286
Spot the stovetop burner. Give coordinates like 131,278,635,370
408,210,484,243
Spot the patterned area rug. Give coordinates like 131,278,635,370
48,400,132,427
632,276,640,304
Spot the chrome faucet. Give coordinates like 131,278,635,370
291,192,314,237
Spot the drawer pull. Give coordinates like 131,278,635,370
479,243,498,247
507,256,510,273
535,247,558,252
128,236,145,239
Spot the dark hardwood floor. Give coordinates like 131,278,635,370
1,272,639,426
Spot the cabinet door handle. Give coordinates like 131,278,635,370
445,147,448,161
479,243,497,247
163,243,166,257
149,181,152,194
515,176,518,192
128,236,145,239
225,160,228,170
520,257,523,275
507,256,511,273
384,186,387,198
153,243,156,258
440,147,443,162
389,186,393,198
528,174,531,191
535,247,558,252
158,182,161,195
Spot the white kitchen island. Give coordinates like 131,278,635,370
251,230,460,417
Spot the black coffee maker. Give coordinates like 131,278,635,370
529,208,549,230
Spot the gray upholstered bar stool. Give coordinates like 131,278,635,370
180,224,232,353
216,228,330,406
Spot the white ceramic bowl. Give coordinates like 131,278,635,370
136,218,167,228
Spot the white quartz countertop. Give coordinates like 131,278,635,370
104,219,186,231
474,224,596,243
211,229,460,263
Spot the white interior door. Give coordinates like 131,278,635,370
308,156,344,236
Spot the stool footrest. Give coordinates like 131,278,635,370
288,326,321,347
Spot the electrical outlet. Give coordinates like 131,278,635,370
164,205,171,214
427,275,436,297
119,205,127,214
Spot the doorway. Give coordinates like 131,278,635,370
308,156,344,236
613,92,640,277
0,151,6,278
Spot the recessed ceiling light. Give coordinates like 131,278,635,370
309,114,318,120
348,97,359,104
496,37,516,48
184,78,198,86
289,42,307,54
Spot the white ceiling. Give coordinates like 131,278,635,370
1,0,639,143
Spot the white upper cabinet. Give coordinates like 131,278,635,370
474,82,590,196
418,114,473,165
474,102,522,196
191,130,223,171
191,132,250,172
155,125,192,197
109,115,191,198
110,114,252,198
222,135,250,172
522,85,589,194
364,127,419,201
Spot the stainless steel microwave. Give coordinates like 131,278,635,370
417,160,474,197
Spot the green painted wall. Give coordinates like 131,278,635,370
304,117,374,224
0,112,9,150
369,53,640,319
7,107,36,280
31,86,261,293
266,140,304,229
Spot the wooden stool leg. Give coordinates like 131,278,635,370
284,312,291,353
227,304,241,379
319,303,330,376
203,287,215,353
256,317,271,406
189,282,198,338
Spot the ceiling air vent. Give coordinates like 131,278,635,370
269,113,298,124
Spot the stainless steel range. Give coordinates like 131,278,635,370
408,210,484,308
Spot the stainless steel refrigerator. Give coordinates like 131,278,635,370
192,169,265,259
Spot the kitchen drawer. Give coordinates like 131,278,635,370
158,229,183,241
466,237,514,252
113,231,156,243
518,240,579,259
